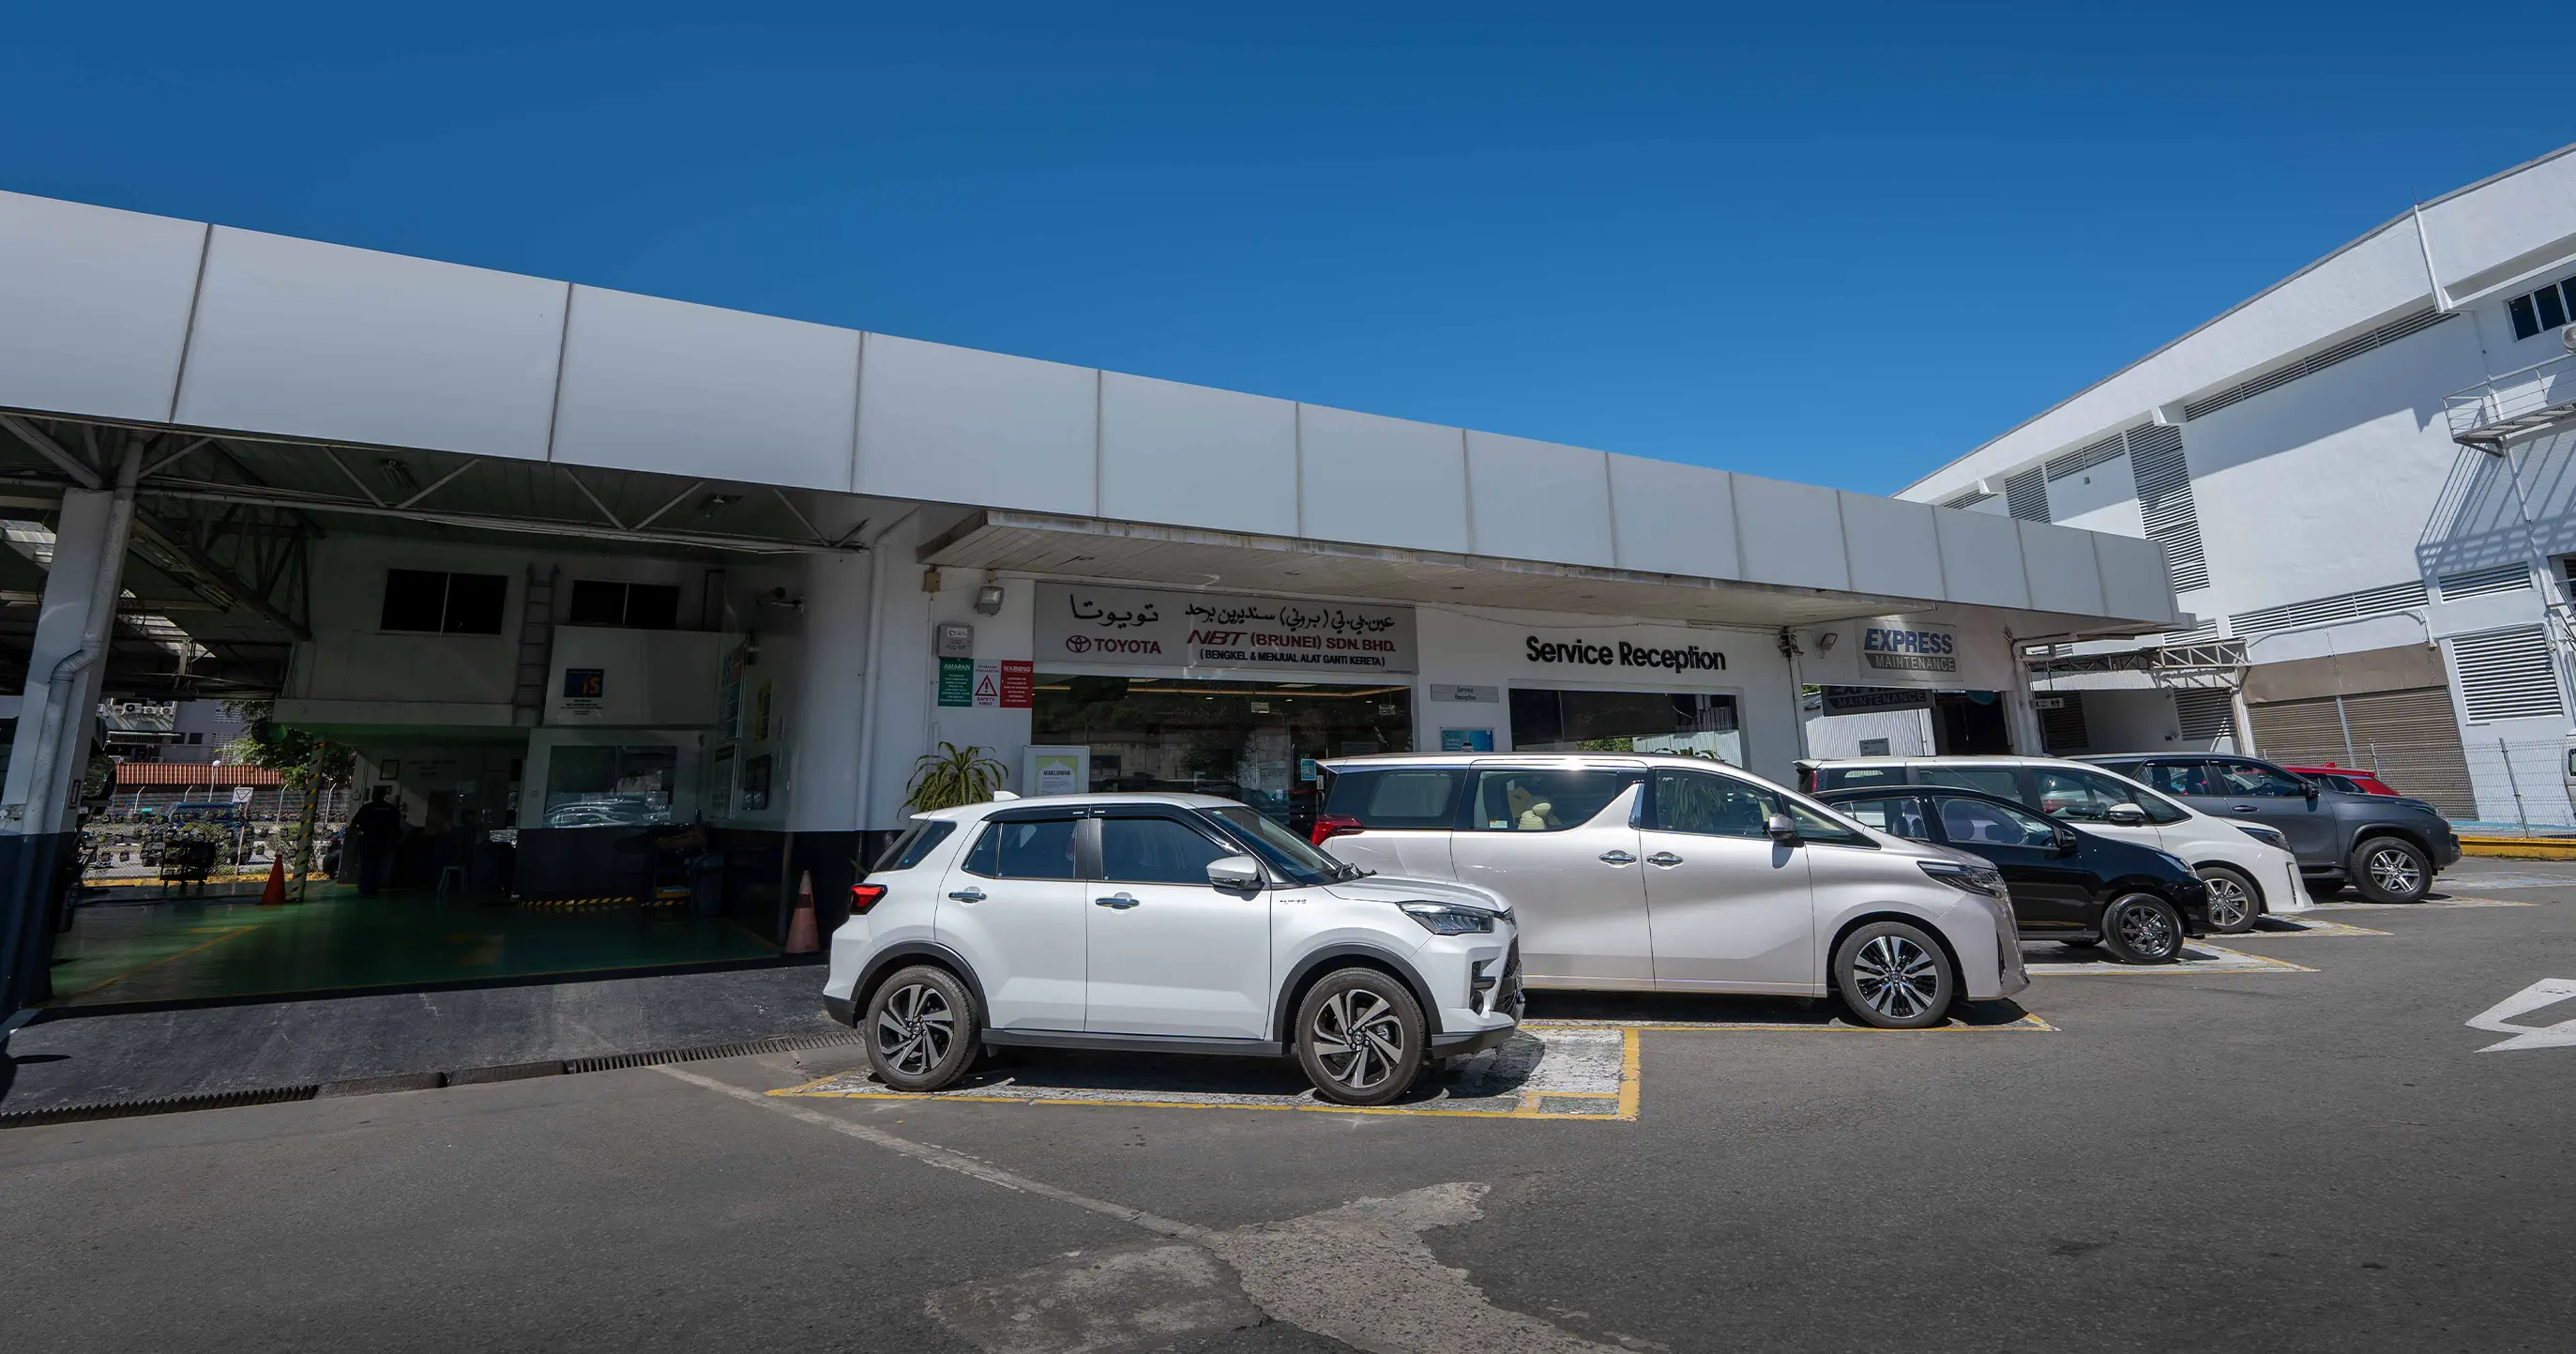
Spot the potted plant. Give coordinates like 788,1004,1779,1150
902,742,1008,812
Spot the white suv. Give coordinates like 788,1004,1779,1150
824,793,1523,1106
1312,753,2028,1028
1796,754,2311,934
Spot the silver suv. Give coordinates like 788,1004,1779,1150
1312,753,2028,1028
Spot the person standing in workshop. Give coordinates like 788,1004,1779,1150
347,786,403,897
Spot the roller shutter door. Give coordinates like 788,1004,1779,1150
2247,687,2475,818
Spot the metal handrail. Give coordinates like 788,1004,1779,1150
2445,349,2576,438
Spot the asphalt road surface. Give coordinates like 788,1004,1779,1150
7,860,2574,1353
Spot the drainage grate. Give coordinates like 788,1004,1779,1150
0,1084,320,1130
2,1028,871,1131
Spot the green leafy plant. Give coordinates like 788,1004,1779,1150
903,742,1008,812
220,698,356,899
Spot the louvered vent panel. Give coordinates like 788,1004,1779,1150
2182,310,2459,421
2450,627,2565,723
2037,692,2088,753
2003,466,2050,523
1940,489,1995,510
2045,434,2127,481
2173,689,2236,742
2436,563,2532,600
2232,581,2429,636
2127,424,2209,593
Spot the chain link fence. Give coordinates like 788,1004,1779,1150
2459,738,2576,833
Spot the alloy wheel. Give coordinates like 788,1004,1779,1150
1852,934,1939,1021
2203,875,2252,930
1309,989,1404,1091
2368,846,2424,898
873,982,955,1076
2112,898,2177,955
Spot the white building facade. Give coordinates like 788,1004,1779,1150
1895,143,2576,825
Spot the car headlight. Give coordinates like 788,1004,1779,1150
1919,860,2008,899
1399,902,1498,935
2235,824,2289,849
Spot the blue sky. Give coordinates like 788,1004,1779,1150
7,4,2570,494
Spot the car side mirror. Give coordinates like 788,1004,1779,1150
2105,803,2148,827
2055,827,2080,856
1206,855,1265,891
1765,813,1800,844
2304,781,2320,802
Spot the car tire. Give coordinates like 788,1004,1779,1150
2351,837,2432,904
863,965,981,1093
1295,967,1427,1107
2197,865,2261,934
2098,893,2186,965
1832,920,1957,1029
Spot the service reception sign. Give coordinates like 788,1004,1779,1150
1036,584,1417,674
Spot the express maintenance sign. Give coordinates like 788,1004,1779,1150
1036,584,1417,674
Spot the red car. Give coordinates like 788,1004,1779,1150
2282,764,2400,797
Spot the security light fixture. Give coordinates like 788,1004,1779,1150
698,494,742,516
378,459,417,492
973,584,1006,616
1817,631,1840,651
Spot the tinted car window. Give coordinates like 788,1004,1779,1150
1467,768,1635,831
1936,797,2058,848
2136,760,2217,797
1099,815,1235,885
2212,761,2311,798
2035,768,2187,825
1819,765,1908,791
1650,770,1778,838
1837,795,1931,841
872,820,959,872
1324,768,1462,829
963,817,1082,879
1916,765,2024,799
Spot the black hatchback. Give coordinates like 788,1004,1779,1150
1817,785,2212,965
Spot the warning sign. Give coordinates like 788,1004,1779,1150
936,657,974,707
999,660,1034,708
972,661,1001,708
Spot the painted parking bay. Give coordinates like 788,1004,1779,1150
775,1006,2052,1122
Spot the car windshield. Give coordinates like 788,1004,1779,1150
1203,805,1354,885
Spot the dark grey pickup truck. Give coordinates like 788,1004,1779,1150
2079,753,2461,904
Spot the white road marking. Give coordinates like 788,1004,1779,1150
2318,897,2538,909
2464,978,2576,1053
2427,873,2576,890
2019,941,2313,975
656,1064,1619,1352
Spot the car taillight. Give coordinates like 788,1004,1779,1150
849,884,887,915
1310,814,1363,846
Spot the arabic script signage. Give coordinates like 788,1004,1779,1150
1035,584,1417,674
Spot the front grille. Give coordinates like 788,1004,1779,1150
1498,943,1523,1009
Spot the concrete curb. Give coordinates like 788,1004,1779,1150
2458,836,2576,860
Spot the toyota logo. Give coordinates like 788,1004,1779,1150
1065,634,1093,653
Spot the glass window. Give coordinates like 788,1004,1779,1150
1917,764,2023,799
2322,774,2366,795
1508,688,1743,764
1836,795,1931,841
872,821,959,872
1323,768,1462,829
1099,815,1235,885
1468,768,1636,831
1819,764,1908,791
2137,760,2217,797
2211,761,2311,798
2538,285,2571,333
2033,767,2187,825
380,569,450,632
442,572,508,634
965,817,1081,880
2511,293,2540,341
1203,805,1341,886
542,744,678,827
1649,769,1779,839
1935,796,2060,848
568,579,684,630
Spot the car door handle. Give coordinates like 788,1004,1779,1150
2231,805,2259,814
1094,894,1140,909
1646,852,1683,867
947,889,986,903
1599,850,1636,865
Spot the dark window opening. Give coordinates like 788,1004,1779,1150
1507,687,1742,763
2507,276,2576,341
568,579,683,630
381,569,508,635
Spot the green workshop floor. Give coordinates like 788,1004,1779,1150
44,884,781,1008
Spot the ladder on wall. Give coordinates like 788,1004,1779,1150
511,565,557,727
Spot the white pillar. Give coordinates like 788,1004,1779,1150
787,545,872,833
2,447,140,837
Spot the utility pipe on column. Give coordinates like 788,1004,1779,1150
5,440,142,835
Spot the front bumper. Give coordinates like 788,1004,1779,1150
824,994,857,1027
1431,1015,1522,1057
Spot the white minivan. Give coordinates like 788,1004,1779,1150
1797,755,2310,933
1312,753,2029,1028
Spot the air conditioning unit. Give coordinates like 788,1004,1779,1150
2562,324,2576,353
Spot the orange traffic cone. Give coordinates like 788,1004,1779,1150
783,870,820,954
259,855,287,905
